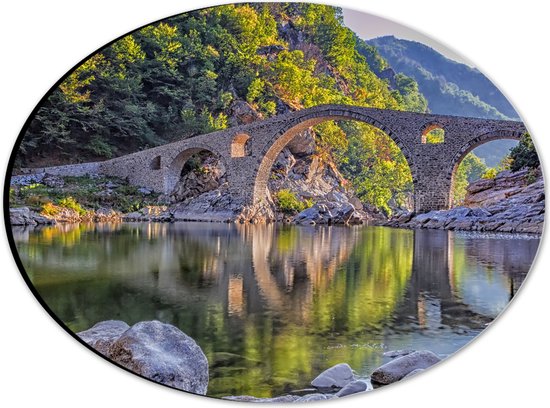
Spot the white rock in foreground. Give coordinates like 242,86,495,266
78,320,209,395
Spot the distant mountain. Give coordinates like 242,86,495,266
366,35,519,166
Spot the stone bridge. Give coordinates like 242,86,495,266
42,104,527,214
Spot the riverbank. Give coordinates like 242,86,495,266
380,168,544,234
8,168,544,234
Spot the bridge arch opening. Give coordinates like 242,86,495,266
150,155,161,170
231,133,251,158
165,147,226,201
254,110,416,216
421,123,445,144
449,131,522,207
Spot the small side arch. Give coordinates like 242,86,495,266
448,129,523,205
150,155,161,170
421,123,445,144
231,133,251,157
164,145,226,194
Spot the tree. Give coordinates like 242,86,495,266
509,133,539,171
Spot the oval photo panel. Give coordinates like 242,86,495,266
5,2,543,401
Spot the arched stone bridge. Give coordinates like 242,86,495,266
93,104,526,213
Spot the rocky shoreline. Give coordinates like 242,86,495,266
9,167,544,235
380,168,544,235
79,320,442,401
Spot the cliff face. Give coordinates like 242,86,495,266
464,169,544,208
382,168,544,234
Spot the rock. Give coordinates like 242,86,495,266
294,204,332,225
9,207,55,226
93,207,121,222
138,187,152,195
229,100,263,125
403,368,425,379
371,350,441,385
78,320,130,356
223,395,300,403
311,363,354,389
294,393,337,402
79,320,209,395
335,380,369,397
10,173,45,186
386,169,544,234
42,174,65,188
286,130,316,157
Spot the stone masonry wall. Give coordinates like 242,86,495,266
17,104,528,214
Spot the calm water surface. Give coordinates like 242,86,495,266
12,223,539,397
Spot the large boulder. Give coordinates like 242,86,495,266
311,363,354,390
371,350,441,385
78,320,130,356
335,380,370,397
78,320,209,395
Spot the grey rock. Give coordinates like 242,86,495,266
294,393,337,402
335,380,369,397
9,207,55,226
371,350,441,385
138,187,152,195
79,320,209,395
311,363,354,389
42,174,65,188
223,395,300,403
78,320,130,356
10,173,45,186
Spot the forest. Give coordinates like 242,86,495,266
18,3,526,214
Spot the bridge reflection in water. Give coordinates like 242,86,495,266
13,223,538,397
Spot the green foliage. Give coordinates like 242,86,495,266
57,196,87,215
41,202,60,216
335,121,413,216
19,4,433,214
11,176,159,214
87,136,114,158
275,189,312,215
509,133,539,171
481,168,498,179
424,128,444,144
452,153,488,205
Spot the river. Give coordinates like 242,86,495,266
11,222,539,397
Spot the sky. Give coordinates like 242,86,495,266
342,8,475,67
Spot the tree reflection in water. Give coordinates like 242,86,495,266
12,222,538,397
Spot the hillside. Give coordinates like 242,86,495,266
367,35,519,166
18,3,429,215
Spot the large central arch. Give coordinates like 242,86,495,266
447,129,523,206
252,109,417,205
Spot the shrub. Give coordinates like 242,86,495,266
481,168,498,179
58,196,87,215
275,189,312,215
41,202,60,216
510,133,540,171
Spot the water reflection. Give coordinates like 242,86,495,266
13,223,538,397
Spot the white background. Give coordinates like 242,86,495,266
1,1,548,407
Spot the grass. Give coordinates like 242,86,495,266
10,175,160,214
274,189,313,215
